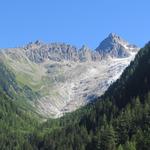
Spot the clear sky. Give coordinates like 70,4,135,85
0,0,150,49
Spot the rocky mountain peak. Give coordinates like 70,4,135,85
10,33,139,63
108,33,124,43
108,32,119,38
34,40,43,45
80,45,91,51
96,33,139,58
25,40,44,49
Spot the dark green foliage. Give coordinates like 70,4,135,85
0,89,39,149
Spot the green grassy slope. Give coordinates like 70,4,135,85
0,60,41,149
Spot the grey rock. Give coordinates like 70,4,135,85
96,33,139,58
24,42,102,63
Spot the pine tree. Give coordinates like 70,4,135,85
117,144,124,150
100,125,116,150
124,141,136,150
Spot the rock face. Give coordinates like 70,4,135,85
96,33,138,58
1,33,139,118
25,42,79,63
25,42,101,63
24,33,138,64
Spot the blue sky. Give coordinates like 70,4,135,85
0,0,149,49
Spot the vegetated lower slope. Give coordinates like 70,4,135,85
30,42,150,150
0,57,40,114
0,60,41,149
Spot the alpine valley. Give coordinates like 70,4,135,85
2,33,150,150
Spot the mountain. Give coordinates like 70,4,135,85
0,36,149,149
0,33,139,118
96,33,138,58
31,42,150,150
25,42,101,63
